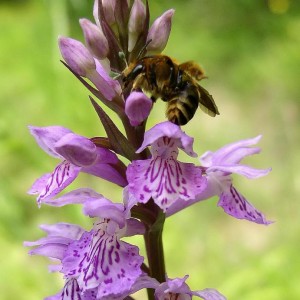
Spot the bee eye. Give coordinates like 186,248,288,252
131,64,144,77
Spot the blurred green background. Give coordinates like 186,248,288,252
0,0,299,299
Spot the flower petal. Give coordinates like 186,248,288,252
207,165,271,179
54,133,98,167
218,185,272,225
28,125,73,158
127,157,206,212
200,135,262,167
89,60,122,101
154,275,192,299
82,148,127,187
39,223,85,240
63,227,143,295
26,242,68,261
28,173,52,196
34,161,80,205
165,176,219,217
124,219,145,236
137,121,197,157
46,279,83,300
83,197,126,228
43,188,102,207
193,288,227,300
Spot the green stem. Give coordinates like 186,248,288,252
133,202,166,299
144,211,166,282
143,203,166,299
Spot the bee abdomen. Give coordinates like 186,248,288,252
166,94,198,125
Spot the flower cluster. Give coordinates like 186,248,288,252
25,1,272,299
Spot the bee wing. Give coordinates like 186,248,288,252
197,84,219,117
179,61,206,81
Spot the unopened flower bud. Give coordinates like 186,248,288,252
102,0,117,25
58,36,96,77
125,92,153,126
128,0,146,52
80,18,109,60
147,9,175,55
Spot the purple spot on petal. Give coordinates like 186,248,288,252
104,278,112,284
143,185,151,192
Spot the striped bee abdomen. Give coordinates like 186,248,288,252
166,92,198,125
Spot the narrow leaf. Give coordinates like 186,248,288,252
90,97,137,161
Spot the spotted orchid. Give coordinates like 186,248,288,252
27,126,127,206
25,190,145,299
126,121,206,212
25,1,272,299
167,135,272,225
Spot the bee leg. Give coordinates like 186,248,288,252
131,73,147,91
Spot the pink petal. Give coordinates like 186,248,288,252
137,121,197,157
28,125,73,158
127,157,206,212
36,161,81,205
54,133,98,167
218,185,272,225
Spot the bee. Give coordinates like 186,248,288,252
122,54,219,125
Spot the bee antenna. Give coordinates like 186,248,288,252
137,39,152,60
118,51,128,67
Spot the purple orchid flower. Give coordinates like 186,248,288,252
126,121,207,212
25,189,145,299
28,126,127,206
167,135,272,225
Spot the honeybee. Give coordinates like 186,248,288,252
122,55,219,125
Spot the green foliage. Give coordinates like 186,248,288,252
0,0,299,299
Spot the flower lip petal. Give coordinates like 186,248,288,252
54,133,98,167
136,121,197,157
218,185,273,225
28,173,51,196
126,157,206,212
36,161,81,206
